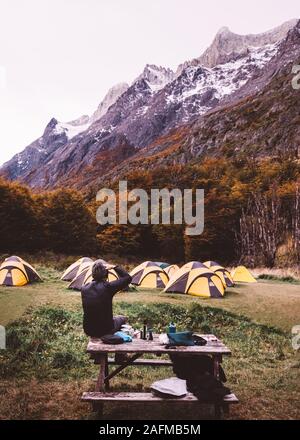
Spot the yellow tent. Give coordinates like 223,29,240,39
231,266,257,283
68,265,119,290
130,263,169,288
130,261,160,273
0,256,41,287
61,257,94,281
182,261,207,270
203,261,234,287
164,267,225,298
164,264,180,279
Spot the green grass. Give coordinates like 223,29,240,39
0,303,299,420
1,266,300,331
0,303,286,380
116,283,300,333
0,266,79,326
0,264,299,420
258,274,300,284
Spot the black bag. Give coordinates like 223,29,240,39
170,354,227,383
170,354,230,403
187,375,231,404
101,334,124,345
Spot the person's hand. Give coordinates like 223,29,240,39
104,263,116,270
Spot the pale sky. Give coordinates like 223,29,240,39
0,0,299,165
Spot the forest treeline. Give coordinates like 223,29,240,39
0,157,299,267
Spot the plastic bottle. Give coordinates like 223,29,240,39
168,322,176,333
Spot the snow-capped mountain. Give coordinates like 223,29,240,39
159,41,280,122
135,64,175,92
1,19,299,189
176,19,297,73
4,116,93,180
90,83,129,123
54,116,91,140
1,85,127,181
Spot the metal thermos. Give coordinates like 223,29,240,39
143,324,147,340
148,329,153,341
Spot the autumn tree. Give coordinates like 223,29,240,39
152,224,185,262
0,179,42,252
97,224,150,257
292,181,300,262
42,189,97,254
238,187,286,267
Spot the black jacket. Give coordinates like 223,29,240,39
81,266,132,337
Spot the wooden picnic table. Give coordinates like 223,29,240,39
82,334,238,419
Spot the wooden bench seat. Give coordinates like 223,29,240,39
82,391,239,404
108,357,172,366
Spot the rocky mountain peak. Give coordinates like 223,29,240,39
42,117,65,140
177,18,298,74
45,117,58,131
283,18,300,45
216,26,231,36
136,64,175,92
90,82,129,123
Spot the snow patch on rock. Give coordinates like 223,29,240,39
168,42,279,109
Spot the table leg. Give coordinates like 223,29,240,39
213,354,221,379
105,355,110,390
95,353,107,391
106,353,141,382
94,353,107,418
213,355,222,419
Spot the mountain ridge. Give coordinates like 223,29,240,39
176,18,298,73
1,19,299,189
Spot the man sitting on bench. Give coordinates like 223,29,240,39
81,260,132,338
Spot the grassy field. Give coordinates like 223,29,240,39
0,264,299,420
1,266,299,332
